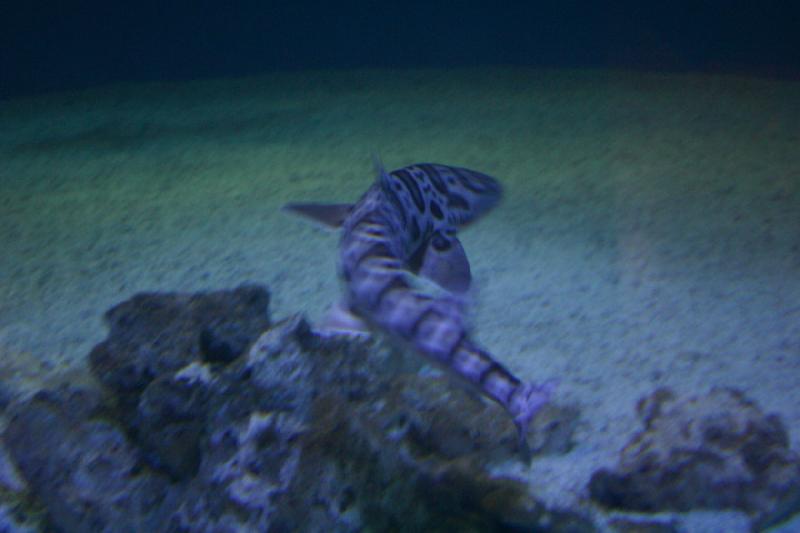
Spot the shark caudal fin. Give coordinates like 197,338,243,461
512,379,558,462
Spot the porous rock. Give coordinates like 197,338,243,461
88,283,270,409
3,385,175,532
5,285,587,532
133,370,211,480
589,387,800,530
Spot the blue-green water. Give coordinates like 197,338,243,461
0,67,798,531
1,3,799,531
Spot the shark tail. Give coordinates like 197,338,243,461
511,379,558,461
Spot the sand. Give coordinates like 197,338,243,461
1,67,798,530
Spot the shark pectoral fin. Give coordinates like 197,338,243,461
282,202,354,229
411,232,472,293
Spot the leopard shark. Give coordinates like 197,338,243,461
284,161,554,458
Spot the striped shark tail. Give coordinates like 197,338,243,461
509,379,558,461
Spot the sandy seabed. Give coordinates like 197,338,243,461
1,67,798,531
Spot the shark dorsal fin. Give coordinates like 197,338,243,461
373,154,396,198
282,202,354,229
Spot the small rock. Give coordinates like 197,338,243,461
133,372,210,480
589,387,800,530
89,283,271,410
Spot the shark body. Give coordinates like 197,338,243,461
284,162,553,456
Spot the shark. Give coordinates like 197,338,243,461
284,161,554,458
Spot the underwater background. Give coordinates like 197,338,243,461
1,2,799,532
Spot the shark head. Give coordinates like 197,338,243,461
430,164,503,227
379,163,502,232
375,162,502,294
284,160,503,295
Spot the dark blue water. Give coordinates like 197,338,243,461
2,1,799,99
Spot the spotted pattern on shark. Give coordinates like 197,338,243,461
284,161,554,458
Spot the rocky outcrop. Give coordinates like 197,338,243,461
4,284,586,532
88,283,271,411
589,387,800,530
3,385,175,532
6,283,800,531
